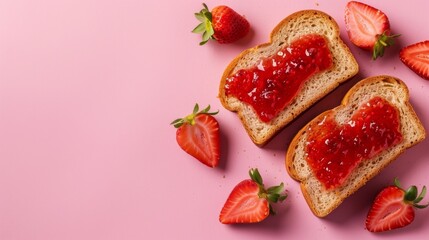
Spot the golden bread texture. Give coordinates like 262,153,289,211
218,10,359,146
286,75,426,217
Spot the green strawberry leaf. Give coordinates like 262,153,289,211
192,23,206,34
203,11,212,22
415,186,427,203
249,168,263,186
267,183,284,195
405,186,418,202
194,12,205,22
394,178,401,188
201,31,211,44
192,103,199,115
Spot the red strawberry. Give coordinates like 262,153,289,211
171,104,220,168
400,40,429,80
365,178,428,232
192,3,250,45
219,168,287,224
345,1,400,60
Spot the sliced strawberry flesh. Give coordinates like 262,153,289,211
219,179,269,224
176,114,219,167
366,186,415,232
400,41,429,80
345,1,390,49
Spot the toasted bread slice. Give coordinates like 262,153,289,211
286,75,426,217
219,10,359,146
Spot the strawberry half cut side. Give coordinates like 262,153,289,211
365,178,429,232
171,104,220,168
345,1,400,60
219,168,287,224
400,40,429,80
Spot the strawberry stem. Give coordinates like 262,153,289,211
249,168,287,215
170,103,218,128
393,178,429,209
372,32,401,60
379,39,388,47
192,3,215,45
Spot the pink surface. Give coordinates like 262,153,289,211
0,0,428,239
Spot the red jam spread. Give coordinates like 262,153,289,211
305,97,403,190
224,34,333,122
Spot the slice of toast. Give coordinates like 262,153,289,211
286,75,426,217
218,10,359,146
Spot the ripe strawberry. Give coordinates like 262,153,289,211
219,168,287,224
365,178,428,232
345,1,400,60
171,104,220,168
192,3,250,45
400,40,429,80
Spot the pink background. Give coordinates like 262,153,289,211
0,0,428,239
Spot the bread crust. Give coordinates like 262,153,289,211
286,75,426,217
219,10,359,146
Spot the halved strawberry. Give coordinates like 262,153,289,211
400,40,429,80
171,104,220,168
219,168,287,224
192,3,250,45
365,178,428,232
345,1,400,60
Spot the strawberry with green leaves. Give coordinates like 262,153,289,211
219,168,287,224
400,40,429,80
192,3,250,45
365,178,428,232
345,1,400,60
171,104,220,168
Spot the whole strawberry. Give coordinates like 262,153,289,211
365,178,428,232
171,104,220,168
219,168,287,224
192,3,250,45
345,1,400,60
